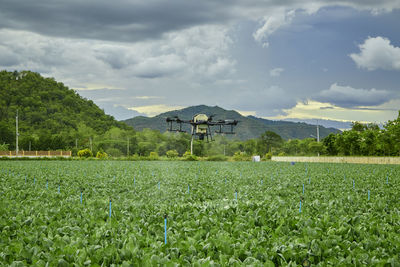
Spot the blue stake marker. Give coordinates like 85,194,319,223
109,199,112,218
34,177,36,185
80,192,83,204
225,177,227,184
303,184,305,194
353,180,355,189
261,179,263,185
299,200,302,213
308,176,310,184
158,181,160,189
188,184,190,194
368,190,370,201
164,215,167,244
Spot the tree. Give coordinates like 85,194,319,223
351,121,366,132
257,131,283,155
384,111,400,155
283,139,300,155
308,141,325,155
323,133,337,155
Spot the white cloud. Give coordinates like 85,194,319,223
316,83,395,107
128,104,185,117
236,110,257,117
253,10,295,47
268,99,399,124
270,67,284,77
350,36,400,71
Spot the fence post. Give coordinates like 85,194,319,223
36,151,38,156
48,151,50,156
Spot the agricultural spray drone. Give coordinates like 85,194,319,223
166,114,239,154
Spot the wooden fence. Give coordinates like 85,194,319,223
272,156,400,165
0,151,72,157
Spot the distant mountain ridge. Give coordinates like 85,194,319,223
122,105,341,140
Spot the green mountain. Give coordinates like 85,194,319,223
123,105,340,140
0,70,132,150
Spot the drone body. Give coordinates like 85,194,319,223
166,113,239,154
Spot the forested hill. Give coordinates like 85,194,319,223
123,105,341,140
0,70,131,150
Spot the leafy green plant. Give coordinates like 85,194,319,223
166,150,179,158
0,143,9,151
77,148,93,158
96,150,108,159
0,161,399,265
149,151,159,160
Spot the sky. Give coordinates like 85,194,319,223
1,0,399,125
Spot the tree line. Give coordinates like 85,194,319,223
2,111,399,158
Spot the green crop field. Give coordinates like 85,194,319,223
0,161,399,266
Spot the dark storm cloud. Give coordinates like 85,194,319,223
1,0,398,43
315,83,396,108
0,0,233,42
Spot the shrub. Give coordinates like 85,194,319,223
71,147,79,156
184,154,198,161
106,148,123,157
206,155,227,161
77,148,93,158
265,152,272,160
0,143,9,151
233,151,251,161
149,151,159,160
183,151,197,161
128,154,140,161
96,151,108,159
166,150,179,158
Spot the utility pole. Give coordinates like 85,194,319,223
16,110,19,156
190,125,194,155
75,139,78,149
127,137,129,157
316,119,320,157
89,137,92,152
190,136,194,155
29,141,31,151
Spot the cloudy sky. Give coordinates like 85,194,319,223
1,0,400,124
